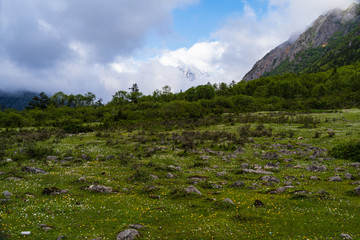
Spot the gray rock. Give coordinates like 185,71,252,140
241,169,274,175
231,181,245,188
184,185,202,195
38,224,53,231
264,162,280,170
42,187,68,195
128,224,145,230
0,171,5,175
241,163,250,169
262,152,279,160
223,198,234,204
351,163,360,168
340,233,353,239
150,174,159,180
24,166,48,174
306,165,327,172
168,165,182,172
200,155,211,160
310,176,321,181
350,181,360,185
46,156,58,161
354,186,360,195
78,177,86,182
345,173,353,180
216,171,228,177
87,185,112,193
56,235,66,240
3,191,12,198
166,173,175,179
81,154,91,160
259,175,280,183
6,177,21,181
116,229,140,240
329,176,342,182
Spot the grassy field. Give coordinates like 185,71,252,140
1,109,360,239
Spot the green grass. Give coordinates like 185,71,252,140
1,110,360,239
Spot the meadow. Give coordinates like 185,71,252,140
1,109,360,239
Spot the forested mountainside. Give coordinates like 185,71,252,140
0,91,38,110
243,3,360,81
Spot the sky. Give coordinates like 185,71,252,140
0,0,358,101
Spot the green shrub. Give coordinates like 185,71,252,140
25,143,54,159
330,141,360,161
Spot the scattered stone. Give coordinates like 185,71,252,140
200,155,211,160
241,169,274,175
184,185,202,195
128,224,145,230
168,165,182,172
310,176,321,181
241,163,250,169
56,235,66,240
231,181,245,188
253,164,262,170
262,152,279,160
293,190,308,195
298,137,303,140
216,171,228,177
306,165,327,172
254,200,265,207
24,166,48,174
335,167,344,172
284,181,292,186
354,186,360,195
345,173,353,180
223,198,234,204
38,224,53,231
264,162,280,170
351,163,360,168
42,187,69,195
87,185,113,193
5,158,13,162
166,173,175,179
3,191,13,198
329,176,342,182
150,174,159,180
340,233,353,239
46,156,58,161
350,181,360,185
259,175,280,183
276,186,294,194
116,229,140,240
78,177,86,182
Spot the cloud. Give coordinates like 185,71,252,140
0,0,357,101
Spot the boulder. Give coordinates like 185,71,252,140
24,166,48,174
116,229,140,240
354,186,360,195
329,176,342,182
305,165,327,172
87,185,112,193
184,185,202,195
3,191,13,198
340,233,353,239
262,152,279,160
223,198,234,204
231,181,245,188
259,175,280,183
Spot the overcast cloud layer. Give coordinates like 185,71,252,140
0,0,357,100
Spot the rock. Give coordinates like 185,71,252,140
335,167,344,172
310,176,321,181
168,165,182,172
345,173,353,180
284,181,292,186
298,137,303,140
241,163,250,169
78,177,86,182
354,186,360,195
241,169,274,175
150,174,159,180
116,229,140,240
293,190,308,195
6,177,22,181
259,175,280,183
0,171,5,175
56,235,66,240
351,163,360,168
254,200,265,207
46,156,58,161
3,191,13,198
128,224,145,230
5,158,13,162
253,164,262,170
42,187,68,195
38,224,53,231
184,185,202,195
216,171,228,177
350,181,360,185
305,165,327,172
276,186,294,193
166,173,175,179
87,185,112,193
223,198,234,204
329,176,342,182
340,233,353,239
200,155,211,160
262,152,279,160
264,162,280,170
24,166,48,174
231,181,245,188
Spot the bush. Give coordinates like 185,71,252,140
25,143,54,159
330,141,360,161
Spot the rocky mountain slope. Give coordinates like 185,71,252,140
243,3,360,81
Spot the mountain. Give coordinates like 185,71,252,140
0,90,38,110
243,3,360,81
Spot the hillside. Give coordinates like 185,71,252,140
243,3,360,81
